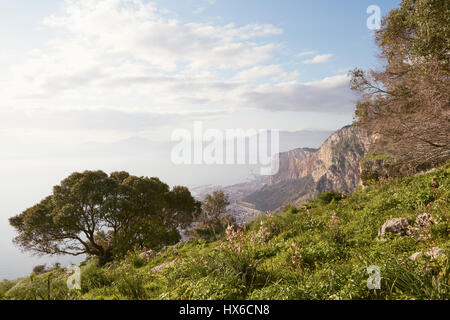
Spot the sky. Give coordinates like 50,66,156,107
0,0,400,279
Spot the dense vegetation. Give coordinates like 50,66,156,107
186,190,235,241
351,0,449,173
2,163,448,300
9,171,200,263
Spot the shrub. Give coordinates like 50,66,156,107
130,254,147,269
0,279,17,298
282,205,299,214
5,269,70,300
32,265,47,275
317,190,343,204
80,259,113,293
114,272,147,300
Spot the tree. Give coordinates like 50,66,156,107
350,0,449,173
187,190,234,240
317,190,343,205
32,265,47,275
9,170,200,263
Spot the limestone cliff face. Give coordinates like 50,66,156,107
244,125,374,211
268,148,317,183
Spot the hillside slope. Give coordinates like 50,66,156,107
2,162,449,300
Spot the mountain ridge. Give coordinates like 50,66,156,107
195,124,376,216
243,125,375,211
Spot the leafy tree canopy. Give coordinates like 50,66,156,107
9,170,201,263
351,0,449,172
187,190,234,241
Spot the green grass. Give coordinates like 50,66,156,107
3,163,449,300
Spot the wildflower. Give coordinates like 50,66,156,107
224,224,245,252
291,242,302,272
330,212,339,227
257,220,270,244
199,256,208,269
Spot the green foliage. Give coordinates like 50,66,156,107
4,268,72,300
0,279,18,299
317,190,343,204
351,0,450,171
80,259,113,293
32,265,48,275
188,190,234,241
401,0,450,63
360,153,397,185
9,170,200,262
129,252,148,269
3,163,449,300
114,272,147,300
282,205,299,214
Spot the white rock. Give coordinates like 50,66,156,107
409,252,423,261
427,247,443,259
139,249,157,260
415,213,436,228
378,218,410,236
409,247,443,261
150,259,178,273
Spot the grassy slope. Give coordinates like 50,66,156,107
2,163,449,300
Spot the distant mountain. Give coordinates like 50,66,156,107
198,125,375,219
191,176,268,223
242,125,375,211
190,129,334,221
277,130,334,152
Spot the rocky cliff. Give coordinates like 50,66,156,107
243,125,374,211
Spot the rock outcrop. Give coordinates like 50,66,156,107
242,125,375,211
378,218,410,237
139,249,157,260
415,213,436,228
377,213,441,241
150,259,180,273
409,247,443,261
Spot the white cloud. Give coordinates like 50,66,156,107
233,65,282,81
302,53,333,64
0,107,225,132
41,1,281,71
5,0,282,106
193,7,206,14
296,51,315,57
239,74,356,113
0,0,354,143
